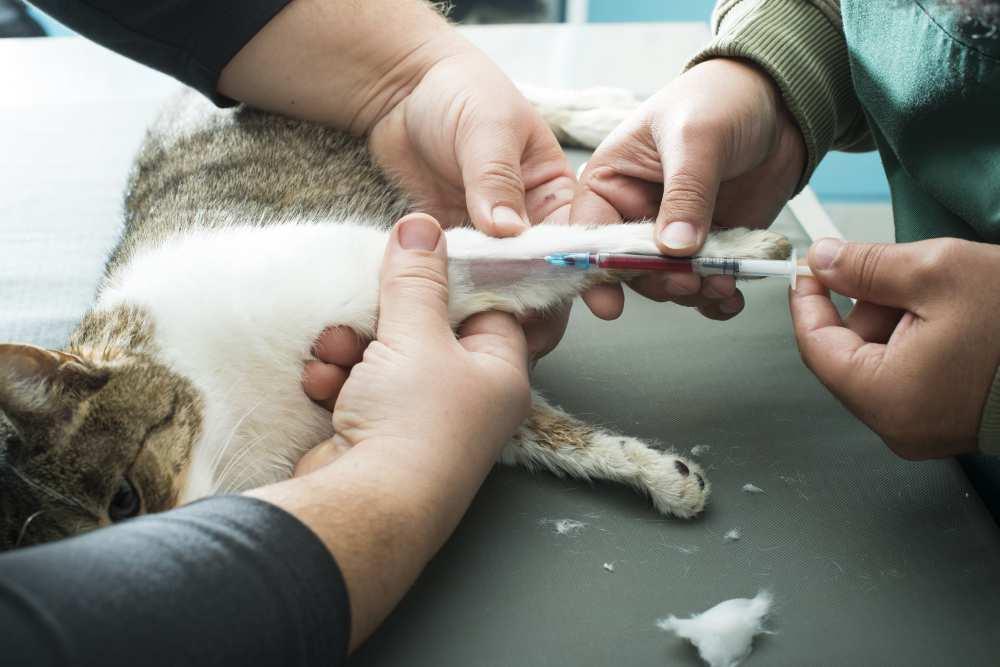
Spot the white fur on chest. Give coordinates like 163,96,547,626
98,222,388,500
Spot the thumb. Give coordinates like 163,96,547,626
459,121,531,237
655,134,724,256
808,238,925,309
378,213,451,341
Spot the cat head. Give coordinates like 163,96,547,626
0,344,201,549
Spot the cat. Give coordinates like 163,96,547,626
0,86,791,549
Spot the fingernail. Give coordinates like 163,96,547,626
659,221,698,250
719,297,742,315
812,238,844,270
492,206,529,235
398,216,441,250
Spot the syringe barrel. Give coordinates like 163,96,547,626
690,257,741,276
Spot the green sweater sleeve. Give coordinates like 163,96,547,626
687,0,872,191
980,369,1000,455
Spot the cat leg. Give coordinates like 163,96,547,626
499,392,709,518
444,222,791,324
517,83,642,150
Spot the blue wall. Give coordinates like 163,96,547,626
26,7,74,36
587,1,889,201
589,0,717,22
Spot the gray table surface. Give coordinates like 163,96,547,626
3,28,999,667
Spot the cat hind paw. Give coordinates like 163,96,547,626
619,438,710,518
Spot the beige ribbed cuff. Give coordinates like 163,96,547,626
687,0,863,192
979,366,1000,455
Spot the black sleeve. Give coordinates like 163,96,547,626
28,0,293,105
0,496,350,667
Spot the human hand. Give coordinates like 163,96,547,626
790,237,1000,459
277,213,530,648
368,34,577,236
571,58,807,321
296,213,532,480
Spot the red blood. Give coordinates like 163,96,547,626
595,254,695,272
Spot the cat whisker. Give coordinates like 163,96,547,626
222,446,295,495
5,463,98,522
213,429,272,494
208,397,266,484
15,509,48,548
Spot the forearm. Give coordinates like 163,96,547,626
30,0,294,106
0,497,348,667
248,434,498,651
217,0,460,134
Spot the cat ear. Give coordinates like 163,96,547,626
0,344,109,424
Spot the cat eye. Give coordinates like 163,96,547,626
108,478,142,522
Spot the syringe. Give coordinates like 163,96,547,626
544,251,813,289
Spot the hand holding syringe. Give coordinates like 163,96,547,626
544,251,814,289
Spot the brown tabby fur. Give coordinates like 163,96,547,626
0,100,410,549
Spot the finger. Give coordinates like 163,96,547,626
524,175,576,226
460,120,531,237
571,166,663,225
808,238,928,309
790,275,887,401
696,298,744,321
302,360,349,411
655,130,725,256
458,311,529,368
700,275,737,300
312,326,367,366
845,301,904,344
581,283,625,320
378,213,451,341
687,290,744,319
294,436,352,477
521,304,571,361
569,178,626,228
629,272,701,302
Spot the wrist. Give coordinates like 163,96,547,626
333,432,500,493
346,23,466,135
218,0,456,134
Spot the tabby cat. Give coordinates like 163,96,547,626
0,86,790,548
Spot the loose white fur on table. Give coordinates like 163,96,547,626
741,483,765,494
657,591,773,667
723,529,742,543
539,518,588,536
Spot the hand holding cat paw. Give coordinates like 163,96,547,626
791,237,1000,459
571,58,806,321
314,213,531,487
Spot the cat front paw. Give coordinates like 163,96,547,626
700,228,792,260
